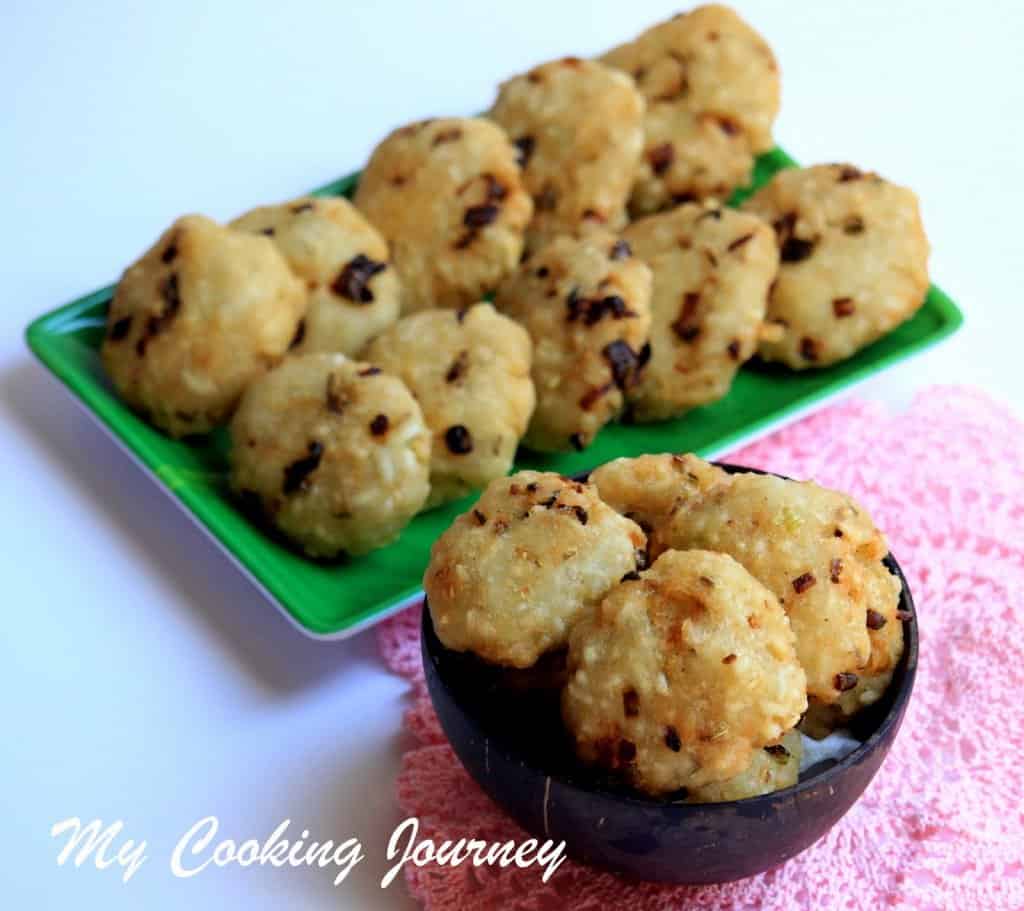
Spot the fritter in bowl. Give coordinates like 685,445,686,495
662,473,903,712
562,549,806,795
424,471,646,668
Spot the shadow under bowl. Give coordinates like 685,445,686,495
420,462,919,884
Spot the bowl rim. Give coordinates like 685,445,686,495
421,459,919,812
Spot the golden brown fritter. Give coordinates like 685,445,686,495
601,5,780,213
663,473,903,705
488,56,644,250
355,117,532,313
229,353,431,557
742,163,930,368
589,453,729,552
494,232,652,452
424,471,646,668
363,303,534,507
231,195,399,357
622,202,778,420
102,215,306,437
562,549,806,795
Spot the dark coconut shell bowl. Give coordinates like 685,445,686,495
421,463,918,884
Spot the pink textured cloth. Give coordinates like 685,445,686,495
376,387,1024,910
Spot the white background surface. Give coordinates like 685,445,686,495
2,1,1022,907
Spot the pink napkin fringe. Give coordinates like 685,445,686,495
377,386,1024,911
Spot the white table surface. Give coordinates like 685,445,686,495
2,1,1022,907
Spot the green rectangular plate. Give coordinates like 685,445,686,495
25,147,963,638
